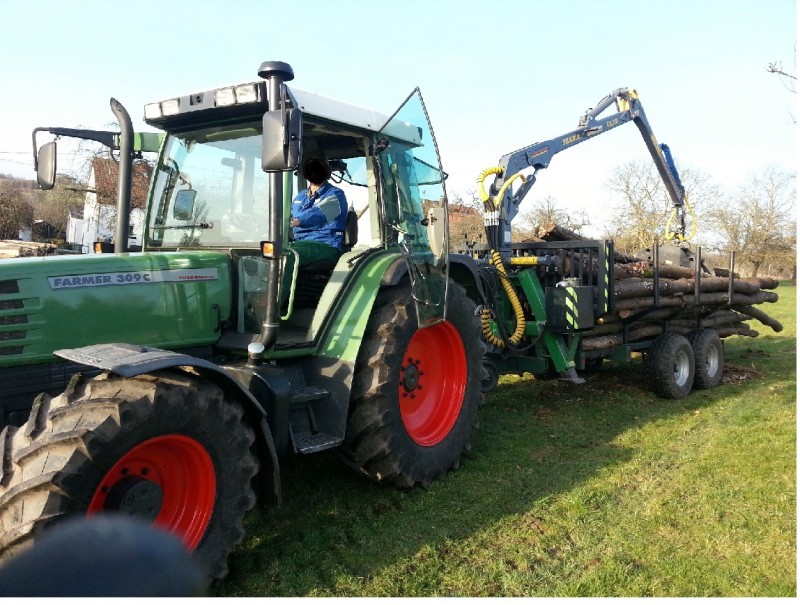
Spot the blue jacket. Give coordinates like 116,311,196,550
291,182,348,251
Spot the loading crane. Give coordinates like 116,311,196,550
477,88,695,252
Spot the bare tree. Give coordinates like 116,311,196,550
0,180,34,239
604,159,719,253
513,195,589,240
448,188,486,249
707,165,796,277
37,175,87,234
767,51,796,123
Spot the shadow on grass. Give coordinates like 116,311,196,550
214,332,795,596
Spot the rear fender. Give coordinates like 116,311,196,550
54,342,282,507
309,251,486,441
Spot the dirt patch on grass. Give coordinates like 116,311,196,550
722,362,766,384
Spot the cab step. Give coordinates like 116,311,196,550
289,386,342,454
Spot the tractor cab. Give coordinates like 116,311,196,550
141,68,450,354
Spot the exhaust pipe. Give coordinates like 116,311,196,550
256,61,294,351
110,98,133,253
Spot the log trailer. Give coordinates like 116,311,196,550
460,87,780,395
0,63,779,581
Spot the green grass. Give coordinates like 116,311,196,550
214,284,796,597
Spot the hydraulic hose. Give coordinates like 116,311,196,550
481,250,526,347
476,166,527,208
475,167,529,348
492,172,527,208
476,166,503,205
664,194,698,243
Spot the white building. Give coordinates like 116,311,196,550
66,157,151,253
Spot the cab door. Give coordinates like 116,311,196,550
376,88,450,326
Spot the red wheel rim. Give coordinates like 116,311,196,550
88,435,216,551
399,321,467,446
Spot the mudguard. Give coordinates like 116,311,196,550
54,342,283,506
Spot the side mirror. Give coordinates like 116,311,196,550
36,141,57,190
261,108,302,172
173,189,197,220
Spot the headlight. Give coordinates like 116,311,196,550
234,84,258,104
214,87,236,107
144,103,162,120
161,99,180,116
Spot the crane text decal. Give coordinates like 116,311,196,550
48,269,219,290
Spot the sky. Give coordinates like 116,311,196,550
0,0,796,237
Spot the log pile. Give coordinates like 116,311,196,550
0,240,58,259
534,223,783,352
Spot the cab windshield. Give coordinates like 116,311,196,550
146,125,269,248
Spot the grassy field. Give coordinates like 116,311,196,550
214,284,796,597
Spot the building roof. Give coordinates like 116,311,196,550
90,157,152,209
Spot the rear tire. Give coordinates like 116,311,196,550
688,328,724,389
0,369,258,580
648,333,695,399
340,280,483,487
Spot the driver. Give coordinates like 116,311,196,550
282,155,348,302
290,155,348,254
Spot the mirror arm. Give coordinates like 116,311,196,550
32,127,117,169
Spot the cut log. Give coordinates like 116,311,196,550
735,305,784,333
534,222,584,242
614,276,764,299
614,290,778,311
715,324,760,338
614,277,693,300
615,261,708,281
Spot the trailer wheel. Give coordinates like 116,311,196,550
688,329,724,389
583,356,605,372
481,360,499,393
341,280,483,488
0,369,258,581
648,333,695,399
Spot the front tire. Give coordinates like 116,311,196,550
340,280,484,487
0,369,258,580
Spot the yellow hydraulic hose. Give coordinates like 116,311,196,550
492,172,527,208
476,166,504,204
481,250,526,347
476,166,527,208
475,166,529,348
480,307,504,347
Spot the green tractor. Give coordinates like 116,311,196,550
4,61,758,583
0,61,486,579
